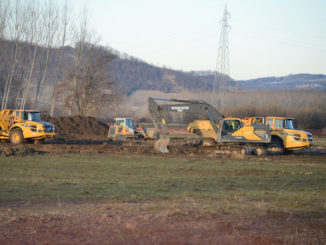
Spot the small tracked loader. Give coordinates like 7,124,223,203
108,117,152,140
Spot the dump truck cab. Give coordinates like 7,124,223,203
0,109,55,144
246,117,313,152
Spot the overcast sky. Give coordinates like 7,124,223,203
67,0,326,80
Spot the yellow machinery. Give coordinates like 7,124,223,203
0,109,55,144
148,97,271,153
188,116,313,154
108,117,151,139
244,117,313,153
187,118,270,146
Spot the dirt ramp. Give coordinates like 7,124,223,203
48,116,109,140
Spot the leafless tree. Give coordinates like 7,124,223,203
1,0,25,110
50,0,71,116
57,42,117,117
33,0,60,106
20,0,43,110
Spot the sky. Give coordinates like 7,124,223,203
66,0,326,80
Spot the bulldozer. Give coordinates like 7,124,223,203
0,109,55,144
244,116,313,153
108,117,153,140
148,97,271,154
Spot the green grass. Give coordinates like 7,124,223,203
0,154,326,213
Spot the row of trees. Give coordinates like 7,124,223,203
120,89,326,130
0,0,116,116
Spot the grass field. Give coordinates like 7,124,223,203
1,154,325,213
1,154,326,244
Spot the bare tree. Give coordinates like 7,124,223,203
1,0,25,110
20,0,42,110
34,0,59,106
50,0,71,116
0,0,9,39
58,43,117,117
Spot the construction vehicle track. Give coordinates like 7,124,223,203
1,138,325,161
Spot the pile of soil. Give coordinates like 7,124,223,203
47,116,109,140
0,145,36,157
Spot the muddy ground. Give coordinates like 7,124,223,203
1,137,326,161
2,202,324,245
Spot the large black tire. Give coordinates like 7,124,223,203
200,138,216,146
267,138,284,155
9,129,24,144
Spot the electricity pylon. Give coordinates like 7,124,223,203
212,5,230,109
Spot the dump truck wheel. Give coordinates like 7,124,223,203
9,129,24,144
267,138,284,155
201,138,216,146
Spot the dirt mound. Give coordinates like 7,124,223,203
48,116,109,140
0,145,36,157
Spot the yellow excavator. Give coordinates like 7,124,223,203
148,97,271,153
0,109,55,144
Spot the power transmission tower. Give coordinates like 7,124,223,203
212,5,230,109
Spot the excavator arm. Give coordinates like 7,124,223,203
148,97,224,153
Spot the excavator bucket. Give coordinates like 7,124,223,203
154,135,170,153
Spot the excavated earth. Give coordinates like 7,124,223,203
0,115,326,159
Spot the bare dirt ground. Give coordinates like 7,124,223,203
1,202,324,245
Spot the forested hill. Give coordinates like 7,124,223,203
109,54,326,95
110,57,234,95
238,74,326,90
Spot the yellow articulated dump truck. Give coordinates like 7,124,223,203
0,109,55,144
244,117,313,154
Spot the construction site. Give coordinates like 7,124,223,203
1,1,326,244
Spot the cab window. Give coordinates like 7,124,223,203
222,120,241,135
116,120,124,126
285,119,295,129
125,119,134,129
267,119,274,128
275,119,284,129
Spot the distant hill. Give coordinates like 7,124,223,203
1,40,325,104
237,74,326,90
110,57,234,96
110,53,326,95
